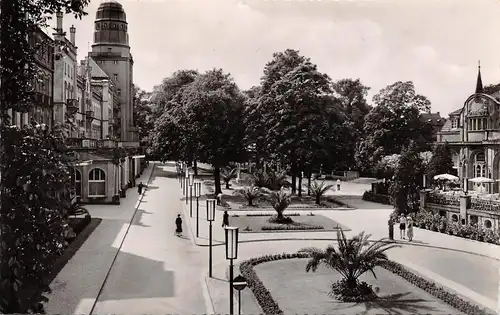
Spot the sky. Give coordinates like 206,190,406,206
50,0,500,116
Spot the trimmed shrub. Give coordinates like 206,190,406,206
362,191,391,205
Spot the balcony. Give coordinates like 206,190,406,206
66,99,78,116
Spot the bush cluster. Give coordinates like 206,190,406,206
240,253,491,315
410,210,500,244
330,279,376,302
362,191,391,204
261,225,324,231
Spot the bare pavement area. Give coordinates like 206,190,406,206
43,162,499,314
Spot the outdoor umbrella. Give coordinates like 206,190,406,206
433,174,459,181
470,177,494,193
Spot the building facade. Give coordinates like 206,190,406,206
8,26,54,128
438,65,500,194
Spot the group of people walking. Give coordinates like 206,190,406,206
398,214,414,241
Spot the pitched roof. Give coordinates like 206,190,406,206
449,108,462,116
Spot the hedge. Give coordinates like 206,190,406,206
362,191,391,205
240,253,490,315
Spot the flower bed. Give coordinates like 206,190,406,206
261,224,324,231
362,191,391,205
240,253,490,315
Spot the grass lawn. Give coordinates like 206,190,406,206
254,258,463,315
229,214,350,233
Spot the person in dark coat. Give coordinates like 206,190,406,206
222,210,229,228
137,182,144,195
175,214,183,236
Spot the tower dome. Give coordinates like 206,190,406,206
96,0,127,22
92,0,129,47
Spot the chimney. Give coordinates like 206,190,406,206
70,25,76,45
56,12,64,33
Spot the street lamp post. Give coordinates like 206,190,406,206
189,173,194,217
225,226,239,315
195,182,202,237
233,275,247,315
206,198,216,277
185,168,189,205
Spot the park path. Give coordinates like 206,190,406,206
90,163,209,314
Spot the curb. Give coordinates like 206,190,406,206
189,236,500,261
88,163,156,315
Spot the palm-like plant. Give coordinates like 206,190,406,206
233,185,262,206
310,181,334,205
299,229,400,301
251,169,268,188
267,189,292,220
221,167,238,189
266,170,289,191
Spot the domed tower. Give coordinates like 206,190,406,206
90,0,136,142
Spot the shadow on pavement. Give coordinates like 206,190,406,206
96,251,175,301
358,292,441,314
132,209,152,227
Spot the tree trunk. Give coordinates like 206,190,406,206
214,166,222,195
291,163,297,195
248,197,253,207
277,210,284,219
307,173,311,196
225,180,230,189
193,160,198,176
316,194,320,205
298,173,302,197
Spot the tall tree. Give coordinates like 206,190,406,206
483,83,500,95
181,69,247,194
0,0,89,312
132,85,154,146
355,81,433,173
426,143,454,185
150,69,199,120
332,78,371,132
259,49,332,194
389,141,423,215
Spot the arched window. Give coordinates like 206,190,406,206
75,170,82,197
89,168,106,196
451,214,458,222
474,152,486,186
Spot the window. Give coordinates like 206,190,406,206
451,118,458,129
474,152,486,185
113,74,118,81
75,170,82,197
468,118,488,131
89,168,106,196
484,220,492,229
114,60,118,64
117,89,121,95
107,47,112,52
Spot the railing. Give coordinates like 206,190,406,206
427,192,460,206
470,197,500,213
66,138,118,149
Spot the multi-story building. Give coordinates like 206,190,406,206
8,26,54,127
437,65,500,193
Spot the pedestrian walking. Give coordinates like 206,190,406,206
217,192,223,206
407,216,414,242
336,179,341,191
175,214,183,237
222,210,229,228
137,182,144,195
399,214,407,239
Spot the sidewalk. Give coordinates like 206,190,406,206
44,164,155,314
90,163,210,314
